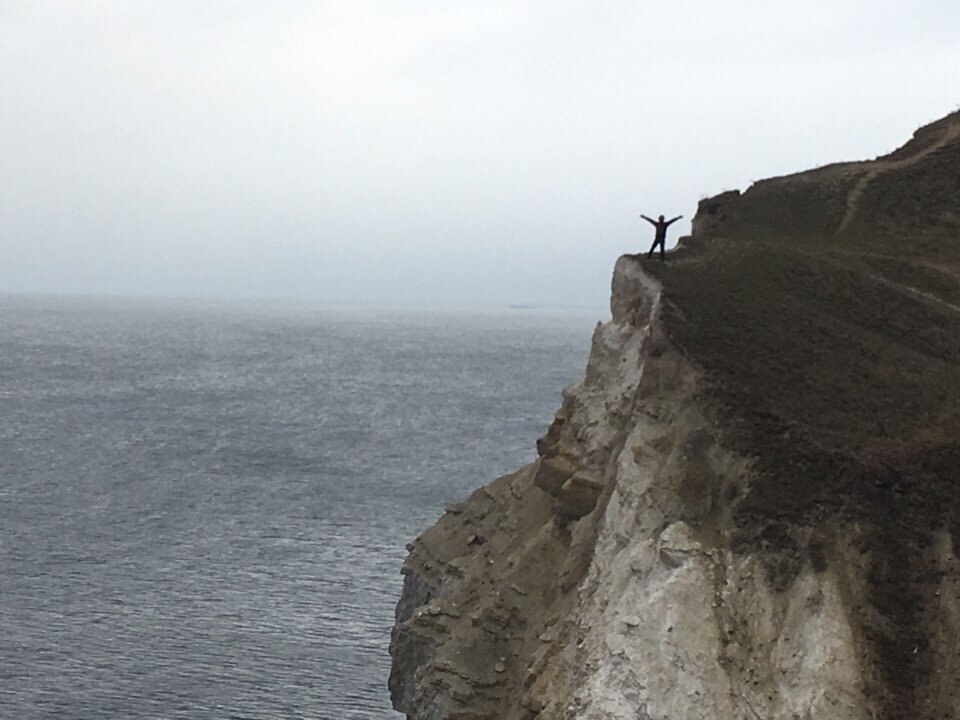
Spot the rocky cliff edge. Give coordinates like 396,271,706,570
389,111,960,720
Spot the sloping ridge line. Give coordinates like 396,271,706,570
837,120,960,233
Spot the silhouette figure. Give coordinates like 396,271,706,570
641,214,683,261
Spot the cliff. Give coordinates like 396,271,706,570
389,110,960,720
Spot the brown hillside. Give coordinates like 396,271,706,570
642,109,960,718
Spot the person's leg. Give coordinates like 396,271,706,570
647,239,657,258
659,239,665,261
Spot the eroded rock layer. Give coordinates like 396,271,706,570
390,111,960,720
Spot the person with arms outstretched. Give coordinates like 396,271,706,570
640,213,682,261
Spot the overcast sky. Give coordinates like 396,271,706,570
2,1,958,307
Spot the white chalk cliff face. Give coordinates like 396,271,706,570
391,258,881,719
389,111,960,720
564,269,864,720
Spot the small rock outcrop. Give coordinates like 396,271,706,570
389,110,960,720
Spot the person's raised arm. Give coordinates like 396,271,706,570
666,215,683,226
640,214,656,226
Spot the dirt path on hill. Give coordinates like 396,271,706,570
837,120,960,233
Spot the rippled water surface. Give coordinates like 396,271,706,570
0,296,597,719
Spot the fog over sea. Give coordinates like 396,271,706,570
0,295,598,719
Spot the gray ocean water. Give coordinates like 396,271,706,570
0,295,598,719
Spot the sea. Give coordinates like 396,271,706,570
0,295,598,719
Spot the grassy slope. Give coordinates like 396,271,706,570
642,111,960,718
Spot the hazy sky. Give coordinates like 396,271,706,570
3,2,959,307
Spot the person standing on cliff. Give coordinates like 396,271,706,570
640,213,683,261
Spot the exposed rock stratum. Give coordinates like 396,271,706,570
389,111,960,720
